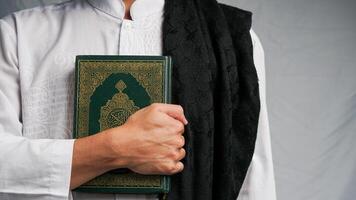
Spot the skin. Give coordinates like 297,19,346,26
123,0,135,20
70,0,186,190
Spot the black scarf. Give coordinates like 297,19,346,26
162,0,261,200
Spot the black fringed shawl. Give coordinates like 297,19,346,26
162,0,261,200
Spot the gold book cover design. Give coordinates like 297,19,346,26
74,55,172,194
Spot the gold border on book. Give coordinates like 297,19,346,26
77,60,165,188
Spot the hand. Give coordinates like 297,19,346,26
107,103,188,175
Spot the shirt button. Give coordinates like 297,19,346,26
123,22,132,29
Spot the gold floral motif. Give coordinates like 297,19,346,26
99,81,140,130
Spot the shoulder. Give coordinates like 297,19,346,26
1,0,86,30
218,3,252,33
250,29,266,84
250,29,264,52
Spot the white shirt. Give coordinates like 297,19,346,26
0,0,276,200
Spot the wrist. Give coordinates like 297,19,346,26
102,125,131,170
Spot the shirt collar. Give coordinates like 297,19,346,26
87,0,165,21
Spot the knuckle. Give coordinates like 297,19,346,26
176,105,184,113
176,136,185,147
164,162,177,174
169,150,180,160
178,162,184,171
150,103,161,110
180,148,186,159
175,162,184,173
175,122,184,133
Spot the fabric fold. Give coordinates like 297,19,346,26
163,1,260,199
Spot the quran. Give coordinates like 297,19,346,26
73,55,172,194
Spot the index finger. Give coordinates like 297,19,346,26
154,103,188,125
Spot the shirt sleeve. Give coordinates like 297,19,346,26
0,19,74,200
236,30,277,200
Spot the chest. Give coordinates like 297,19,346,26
19,15,163,139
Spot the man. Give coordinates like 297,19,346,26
0,0,276,200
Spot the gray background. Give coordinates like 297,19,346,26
1,0,356,200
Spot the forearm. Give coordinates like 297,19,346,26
70,128,125,190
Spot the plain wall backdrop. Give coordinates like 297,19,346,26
0,0,356,200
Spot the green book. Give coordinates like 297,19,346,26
73,55,172,194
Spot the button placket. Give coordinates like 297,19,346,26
119,20,134,55
122,20,133,29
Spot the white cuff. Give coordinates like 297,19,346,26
0,137,75,200
49,139,75,198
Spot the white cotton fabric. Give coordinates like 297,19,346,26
0,0,276,200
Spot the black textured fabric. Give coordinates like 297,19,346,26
162,0,260,200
